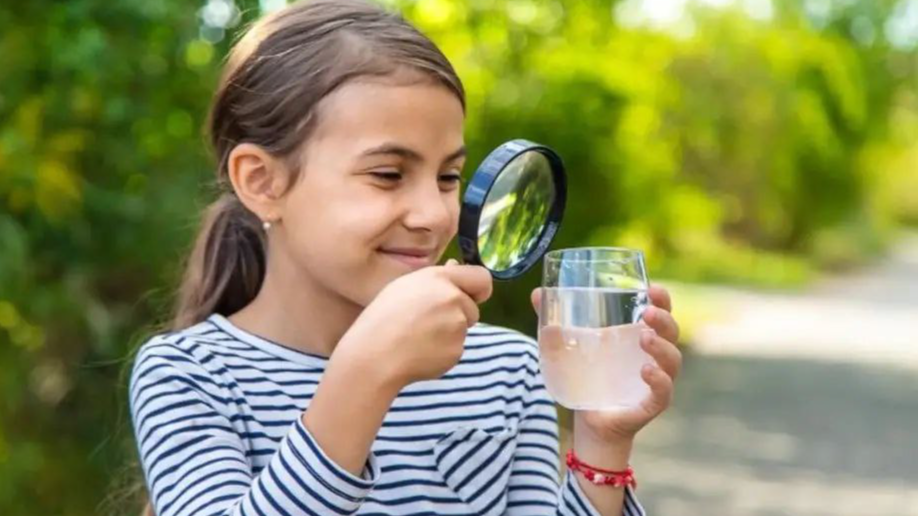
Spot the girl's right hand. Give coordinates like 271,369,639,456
336,259,493,391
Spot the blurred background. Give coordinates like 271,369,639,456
1,0,917,514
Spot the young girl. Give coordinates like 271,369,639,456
129,1,683,515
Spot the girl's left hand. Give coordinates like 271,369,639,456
531,284,682,443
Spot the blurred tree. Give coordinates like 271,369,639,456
0,1,260,513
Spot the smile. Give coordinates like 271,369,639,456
378,249,436,269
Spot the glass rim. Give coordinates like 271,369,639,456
544,246,645,263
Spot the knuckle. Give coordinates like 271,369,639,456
446,288,466,305
452,311,469,329
468,307,480,327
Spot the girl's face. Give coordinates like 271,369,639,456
277,77,466,307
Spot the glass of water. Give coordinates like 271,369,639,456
538,247,654,410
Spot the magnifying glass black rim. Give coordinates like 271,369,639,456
458,139,567,280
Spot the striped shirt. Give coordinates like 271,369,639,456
130,313,646,516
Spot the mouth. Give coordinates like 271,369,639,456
378,247,438,269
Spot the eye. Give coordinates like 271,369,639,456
439,174,463,184
369,171,402,182
439,165,465,186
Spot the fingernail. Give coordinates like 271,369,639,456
642,306,654,321
445,258,458,266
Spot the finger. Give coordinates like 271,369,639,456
454,290,480,327
640,329,683,380
648,284,672,313
441,264,493,304
530,288,541,314
640,362,674,416
642,305,680,344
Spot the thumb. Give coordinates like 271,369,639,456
440,262,493,304
530,287,542,314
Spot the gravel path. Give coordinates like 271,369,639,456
627,234,918,515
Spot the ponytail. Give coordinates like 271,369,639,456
171,193,266,330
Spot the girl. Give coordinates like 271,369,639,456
129,1,683,515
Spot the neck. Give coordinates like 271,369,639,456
227,247,363,358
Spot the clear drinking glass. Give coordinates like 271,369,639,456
538,247,654,410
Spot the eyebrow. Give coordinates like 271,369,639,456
360,143,467,164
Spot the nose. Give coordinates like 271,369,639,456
401,178,454,233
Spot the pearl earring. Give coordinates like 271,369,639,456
262,220,272,231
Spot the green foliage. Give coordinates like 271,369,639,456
0,0,916,514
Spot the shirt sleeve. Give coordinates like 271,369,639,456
129,338,380,516
505,338,646,516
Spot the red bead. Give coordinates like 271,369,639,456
567,449,637,490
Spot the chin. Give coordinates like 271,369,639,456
356,267,403,306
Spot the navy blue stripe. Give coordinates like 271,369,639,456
399,378,529,398
441,363,537,380
373,448,433,458
507,499,557,508
142,424,236,465
510,468,559,485
363,494,464,506
375,477,449,490
568,472,595,516
457,350,530,364
517,441,557,456
296,421,374,489
285,433,361,504
157,457,247,512
442,438,490,480
146,434,212,492
380,463,438,474
382,409,520,428
389,393,526,412
276,450,350,514
508,483,558,496
185,493,242,516
264,462,325,516
172,479,250,516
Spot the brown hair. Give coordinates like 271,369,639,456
134,1,464,514
171,0,465,331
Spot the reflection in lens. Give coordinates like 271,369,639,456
478,151,555,272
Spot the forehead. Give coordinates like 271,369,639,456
306,76,466,159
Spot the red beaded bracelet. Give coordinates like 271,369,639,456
566,449,637,489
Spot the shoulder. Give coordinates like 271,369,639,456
129,318,228,391
465,322,540,363
465,323,555,406
128,321,247,435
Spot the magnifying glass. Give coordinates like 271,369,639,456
457,139,567,280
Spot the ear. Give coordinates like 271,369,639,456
226,143,290,223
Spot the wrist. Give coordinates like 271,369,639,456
572,414,634,471
328,339,404,401
303,336,398,478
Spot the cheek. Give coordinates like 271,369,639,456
332,193,394,243
447,195,460,234
288,184,392,264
